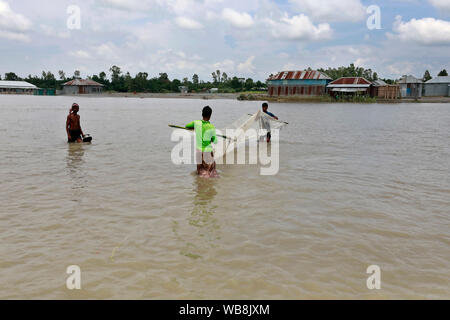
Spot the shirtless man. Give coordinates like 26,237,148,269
66,103,85,143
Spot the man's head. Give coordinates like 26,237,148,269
72,103,80,114
262,102,269,112
202,106,212,120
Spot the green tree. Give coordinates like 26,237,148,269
74,70,81,79
438,69,448,76
423,70,432,82
244,78,254,91
99,72,107,81
5,72,20,81
110,66,122,81
230,77,242,90
216,70,221,83
192,74,199,85
222,72,228,83
58,70,66,80
171,79,182,92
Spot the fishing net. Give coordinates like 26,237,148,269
214,111,288,159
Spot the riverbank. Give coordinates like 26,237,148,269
99,92,450,103
6,91,449,103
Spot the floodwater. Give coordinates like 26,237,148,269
0,95,448,299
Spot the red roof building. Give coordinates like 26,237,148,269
63,79,104,95
327,77,373,96
267,70,332,96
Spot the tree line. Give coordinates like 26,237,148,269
1,64,448,93
0,67,267,93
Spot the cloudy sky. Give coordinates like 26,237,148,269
0,0,449,81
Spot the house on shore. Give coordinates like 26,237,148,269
267,70,332,96
372,80,400,99
0,81,38,95
62,79,104,95
179,86,188,94
327,77,373,97
424,76,450,97
398,75,423,99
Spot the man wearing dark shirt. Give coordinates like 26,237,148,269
262,103,278,142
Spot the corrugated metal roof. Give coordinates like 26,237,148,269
0,81,38,89
373,80,388,86
425,76,450,84
398,75,422,84
268,70,332,81
328,77,372,88
63,79,104,86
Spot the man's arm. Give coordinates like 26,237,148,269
78,115,84,137
269,112,279,120
185,122,195,129
66,115,71,139
211,128,218,144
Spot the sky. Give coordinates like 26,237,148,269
0,0,449,82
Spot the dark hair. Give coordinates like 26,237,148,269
202,106,212,118
262,103,269,108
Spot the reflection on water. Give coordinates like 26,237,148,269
66,144,87,200
173,177,221,260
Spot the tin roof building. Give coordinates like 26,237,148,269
372,80,400,100
327,77,373,96
267,70,332,96
398,75,423,98
62,79,104,95
424,76,450,97
0,81,38,95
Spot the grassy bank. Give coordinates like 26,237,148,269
237,94,377,103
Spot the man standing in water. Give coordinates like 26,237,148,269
186,106,218,178
262,102,278,142
66,103,85,143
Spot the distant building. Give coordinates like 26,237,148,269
0,81,38,95
424,76,450,97
327,77,373,97
267,70,332,96
398,75,423,99
179,86,188,94
372,80,400,99
62,79,104,95
209,88,219,93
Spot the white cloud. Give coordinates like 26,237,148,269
0,0,32,41
429,0,450,15
95,43,120,61
69,50,92,59
0,30,29,42
267,14,332,41
289,0,366,22
98,0,153,11
213,59,235,73
237,56,256,74
389,16,450,45
175,16,203,29
40,24,70,39
222,8,254,28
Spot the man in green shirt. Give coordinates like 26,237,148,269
186,106,219,178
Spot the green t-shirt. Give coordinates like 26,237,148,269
186,120,217,152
